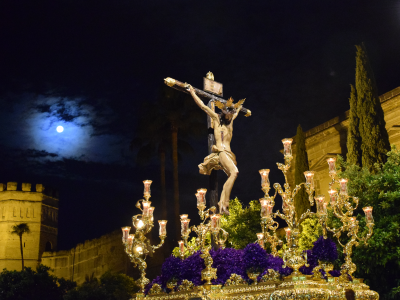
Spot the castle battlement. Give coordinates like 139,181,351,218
0,182,59,199
0,181,59,271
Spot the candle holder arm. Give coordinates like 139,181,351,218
152,236,166,251
135,200,146,211
351,196,359,209
291,183,306,199
296,209,315,227
274,211,290,226
334,230,347,248
268,219,280,231
356,223,374,245
273,183,285,198
332,205,345,219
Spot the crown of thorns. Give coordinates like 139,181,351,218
214,97,245,112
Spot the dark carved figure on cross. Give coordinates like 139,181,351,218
187,84,244,215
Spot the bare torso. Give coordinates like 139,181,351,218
212,118,233,152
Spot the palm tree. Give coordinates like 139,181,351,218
131,106,171,221
11,223,31,270
155,86,205,239
131,85,205,239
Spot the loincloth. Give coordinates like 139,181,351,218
198,148,237,175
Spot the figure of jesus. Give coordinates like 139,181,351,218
187,85,245,215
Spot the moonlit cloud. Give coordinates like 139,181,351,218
0,94,131,164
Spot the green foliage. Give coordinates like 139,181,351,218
294,124,311,218
335,147,400,299
0,264,76,300
355,44,390,171
172,234,211,258
346,84,362,166
298,215,322,251
220,198,261,249
64,271,138,300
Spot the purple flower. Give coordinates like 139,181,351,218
299,237,340,278
266,254,292,276
181,251,205,286
329,270,341,277
161,255,183,282
243,243,268,273
312,236,338,262
145,275,164,295
299,250,318,275
210,248,245,284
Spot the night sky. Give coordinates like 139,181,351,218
1,0,399,250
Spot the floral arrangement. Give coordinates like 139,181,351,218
210,248,245,285
242,243,269,273
145,243,296,293
299,236,339,277
312,236,338,262
145,236,340,294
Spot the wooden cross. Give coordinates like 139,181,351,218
164,75,251,209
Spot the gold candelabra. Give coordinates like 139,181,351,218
319,157,374,281
122,180,168,295
257,169,282,256
260,138,319,278
178,188,229,287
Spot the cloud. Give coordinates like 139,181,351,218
0,93,131,164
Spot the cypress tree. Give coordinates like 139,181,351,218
346,84,362,166
294,125,311,218
355,44,390,171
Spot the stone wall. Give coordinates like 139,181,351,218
0,182,58,271
42,230,129,284
288,86,400,195
41,230,166,285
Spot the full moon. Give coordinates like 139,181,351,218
56,126,64,133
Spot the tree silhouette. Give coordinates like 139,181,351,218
346,84,362,166
294,125,311,217
355,44,390,171
131,103,171,221
11,223,31,270
131,85,205,239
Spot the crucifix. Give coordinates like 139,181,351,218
164,73,251,214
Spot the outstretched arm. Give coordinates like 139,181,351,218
231,105,243,121
187,85,219,119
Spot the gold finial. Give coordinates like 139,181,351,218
206,71,214,81
164,77,176,87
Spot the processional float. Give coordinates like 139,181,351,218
122,74,379,299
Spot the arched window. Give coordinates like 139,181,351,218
45,241,52,251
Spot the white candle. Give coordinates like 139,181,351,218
259,169,270,190
363,206,374,224
327,157,337,174
143,180,152,197
121,226,131,242
158,220,167,237
282,138,293,157
339,179,348,196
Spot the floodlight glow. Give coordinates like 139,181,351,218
137,220,144,229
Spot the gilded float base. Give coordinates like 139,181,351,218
138,279,379,300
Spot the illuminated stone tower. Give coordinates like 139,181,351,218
0,182,58,271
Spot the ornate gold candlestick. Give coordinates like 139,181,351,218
260,138,318,278
257,169,282,255
122,180,168,294
320,157,374,281
177,188,229,286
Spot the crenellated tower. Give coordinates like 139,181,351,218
0,182,58,271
